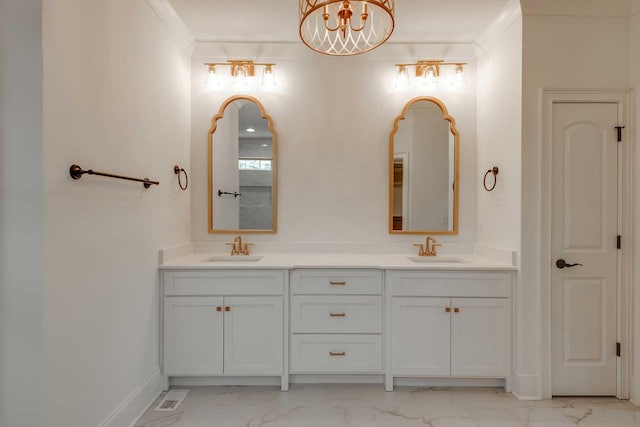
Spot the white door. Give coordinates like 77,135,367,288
223,296,283,375
391,297,450,376
163,296,224,376
551,102,618,395
451,298,510,377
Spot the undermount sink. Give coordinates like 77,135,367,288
206,255,263,262
406,256,466,263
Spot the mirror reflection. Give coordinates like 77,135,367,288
209,96,277,233
390,97,458,234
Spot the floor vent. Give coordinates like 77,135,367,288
154,389,188,412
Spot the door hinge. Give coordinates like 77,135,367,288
615,126,625,142
616,342,621,357
617,235,621,250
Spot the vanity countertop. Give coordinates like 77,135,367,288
159,253,516,271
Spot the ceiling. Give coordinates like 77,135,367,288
168,0,511,43
238,101,271,139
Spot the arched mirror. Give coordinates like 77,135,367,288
208,95,277,233
389,97,459,234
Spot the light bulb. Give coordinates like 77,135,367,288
233,66,249,89
261,64,276,88
205,65,221,89
451,64,467,88
395,66,410,89
420,65,439,89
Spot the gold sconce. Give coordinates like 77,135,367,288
205,61,277,89
395,60,467,90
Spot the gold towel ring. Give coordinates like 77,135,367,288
483,166,499,192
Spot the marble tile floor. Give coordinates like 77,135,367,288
135,385,640,427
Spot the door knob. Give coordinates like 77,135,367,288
556,259,583,269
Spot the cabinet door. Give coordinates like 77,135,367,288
224,296,283,375
391,297,451,376
451,298,510,377
163,297,224,376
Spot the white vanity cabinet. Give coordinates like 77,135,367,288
162,270,287,388
386,270,512,391
163,296,225,376
290,269,383,374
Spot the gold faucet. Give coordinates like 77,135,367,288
414,236,442,256
226,235,254,256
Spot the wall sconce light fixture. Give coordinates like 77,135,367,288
394,60,467,90
205,61,277,89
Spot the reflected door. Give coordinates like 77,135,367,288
551,102,618,396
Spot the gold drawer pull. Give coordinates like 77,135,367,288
329,351,346,356
225,306,231,312
329,281,346,285
329,312,346,317
454,307,459,313
445,307,451,313
216,306,222,312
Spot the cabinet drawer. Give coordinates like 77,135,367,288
291,269,382,295
291,296,382,333
290,334,382,373
388,271,511,297
163,270,285,296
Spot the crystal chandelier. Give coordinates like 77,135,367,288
299,0,395,56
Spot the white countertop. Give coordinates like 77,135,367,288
159,253,517,271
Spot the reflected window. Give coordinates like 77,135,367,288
239,159,272,171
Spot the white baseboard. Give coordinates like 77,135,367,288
168,375,508,389
170,376,281,387
511,371,542,400
630,375,640,405
394,377,505,388
291,374,383,384
98,370,165,427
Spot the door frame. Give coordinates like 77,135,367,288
540,90,633,399
394,152,411,229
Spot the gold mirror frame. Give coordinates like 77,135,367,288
208,95,278,234
389,96,459,235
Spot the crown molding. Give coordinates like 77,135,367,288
145,0,195,52
473,0,522,56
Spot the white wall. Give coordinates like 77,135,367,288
212,102,240,230
475,1,522,252
408,110,451,230
519,1,630,399
0,1,45,426
475,0,524,397
191,43,478,246
42,0,191,425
